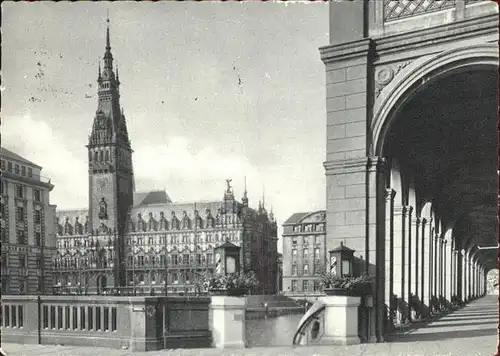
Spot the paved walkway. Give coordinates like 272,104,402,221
2,295,498,356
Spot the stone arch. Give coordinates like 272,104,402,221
372,43,498,156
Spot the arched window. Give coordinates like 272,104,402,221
94,151,98,161
105,150,109,161
100,151,103,161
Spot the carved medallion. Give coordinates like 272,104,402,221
377,68,394,86
375,60,413,98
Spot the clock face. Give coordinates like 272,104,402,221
96,177,109,191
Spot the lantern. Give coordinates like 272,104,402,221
214,241,241,275
328,242,355,277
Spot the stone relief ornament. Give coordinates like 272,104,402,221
375,60,412,98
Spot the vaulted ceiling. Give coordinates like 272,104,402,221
383,67,498,269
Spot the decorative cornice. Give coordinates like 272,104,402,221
324,156,386,175
323,157,365,174
320,38,374,64
374,13,498,57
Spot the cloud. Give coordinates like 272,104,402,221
3,116,326,253
3,113,88,209
132,136,263,203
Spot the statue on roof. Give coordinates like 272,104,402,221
226,178,232,193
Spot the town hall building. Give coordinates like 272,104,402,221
54,20,278,295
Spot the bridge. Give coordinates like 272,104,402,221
1,295,497,355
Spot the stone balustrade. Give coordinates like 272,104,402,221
0,295,212,351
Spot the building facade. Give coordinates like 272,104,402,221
0,148,57,295
282,210,326,294
53,21,278,295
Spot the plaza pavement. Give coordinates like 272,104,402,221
2,295,498,356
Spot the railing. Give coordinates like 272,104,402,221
0,294,212,351
51,285,207,296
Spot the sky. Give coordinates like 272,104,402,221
2,1,329,252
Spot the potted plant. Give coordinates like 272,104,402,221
196,271,258,297
319,271,373,297
318,271,351,296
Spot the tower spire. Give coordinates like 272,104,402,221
242,176,248,207
103,10,114,73
106,10,111,51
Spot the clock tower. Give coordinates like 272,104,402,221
87,17,135,237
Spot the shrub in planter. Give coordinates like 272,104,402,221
194,270,258,296
318,271,373,296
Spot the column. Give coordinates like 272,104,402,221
439,237,444,299
211,296,246,348
405,207,413,322
433,233,439,303
444,240,452,302
426,223,435,315
392,206,404,322
413,217,421,305
384,189,395,332
473,261,477,298
467,258,471,300
420,219,430,316
461,252,467,302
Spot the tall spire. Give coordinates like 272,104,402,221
106,9,111,51
242,176,248,207
103,10,114,74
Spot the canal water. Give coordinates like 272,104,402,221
245,313,303,347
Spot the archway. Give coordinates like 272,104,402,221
376,46,498,327
487,269,499,295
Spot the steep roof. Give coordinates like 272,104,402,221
0,147,42,169
283,212,309,225
133,190,172,206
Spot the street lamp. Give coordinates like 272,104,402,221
328,242,355,277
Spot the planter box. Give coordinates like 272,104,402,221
324,288,352,296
